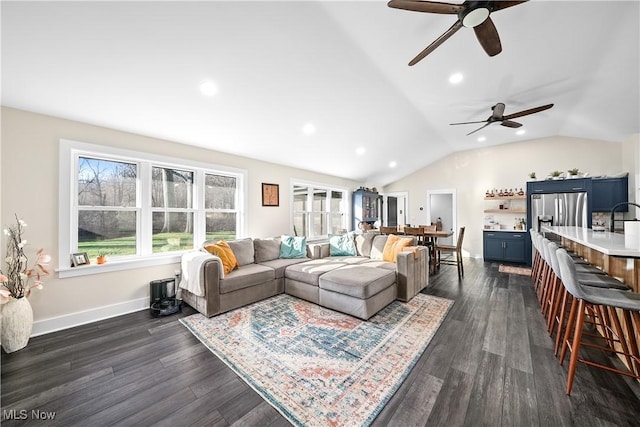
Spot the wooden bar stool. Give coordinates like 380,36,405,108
556,248,640,395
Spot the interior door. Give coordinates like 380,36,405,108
387,196,398,226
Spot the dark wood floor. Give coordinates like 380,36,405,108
3,258,640,426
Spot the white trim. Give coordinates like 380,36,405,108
289,178,350,237
59,138,247,275
426,188,457,241
31,297,150,337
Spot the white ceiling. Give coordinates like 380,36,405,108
2,1,639,185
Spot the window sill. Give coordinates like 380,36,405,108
57,253,182,278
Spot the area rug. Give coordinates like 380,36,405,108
498,264,532,276
180,293,453,427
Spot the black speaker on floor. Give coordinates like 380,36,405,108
149,277,182,317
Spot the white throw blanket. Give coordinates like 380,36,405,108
178,250,221,297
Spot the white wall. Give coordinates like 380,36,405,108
0,107,361,334
383,136,629,259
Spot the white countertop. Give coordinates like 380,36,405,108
541,226,640,257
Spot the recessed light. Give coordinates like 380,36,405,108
516,129,526,135
302,123,316,135
355,147,366,156
477,136,486,142
449,73,463,84
199,80,218,97
389,161,397,168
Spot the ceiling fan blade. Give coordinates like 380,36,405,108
387,0,464,14
467,122,491,136
409,20,463,65
503,103,554,120
474,17,502,57
491,1,529,12
491,102,506,118
450,120,489,126
500,120,522,128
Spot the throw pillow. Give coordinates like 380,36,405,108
329,232,357,256
382,234,413,263
253,237,281,263
203,240,239,275
280,235,307,259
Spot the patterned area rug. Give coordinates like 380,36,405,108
498,264,532,276
180,293,453,427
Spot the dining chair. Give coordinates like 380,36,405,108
403,226,425,246
436,226,465,278
379,226,398,235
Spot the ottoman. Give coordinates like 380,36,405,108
318,265,397,320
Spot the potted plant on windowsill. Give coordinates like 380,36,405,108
96,250,108,265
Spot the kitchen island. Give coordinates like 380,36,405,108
542,225,640,292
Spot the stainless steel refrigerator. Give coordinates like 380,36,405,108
530,192,588,232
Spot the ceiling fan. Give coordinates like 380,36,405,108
388,0,528,65
450,102,554,135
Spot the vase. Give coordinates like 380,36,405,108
1,297,34,353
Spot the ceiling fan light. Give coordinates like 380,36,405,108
461,7,490,28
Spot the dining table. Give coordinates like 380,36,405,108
422,229,454,274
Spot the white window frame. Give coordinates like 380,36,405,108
59,139,247,277
290,179,349,239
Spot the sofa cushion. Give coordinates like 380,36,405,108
319,265,396,299
329,232,357,256
254,237,281,263
358,259,397,271
355,231,379,257
280,235,307,259
259,257,309,279
203,240,238,275
219,264,275,294
227,238,255,266
382,235,414,262
370,235,388,260
285,258,350,286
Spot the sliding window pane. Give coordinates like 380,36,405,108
77,210,137,257
205,174,236,209
293,185,308,211
152,212,194,252
78,157,137,207
205,212,236,240
293,213,307,237
311,213,327,236
152,167,194,208
313,189,327,212
330,213,345,235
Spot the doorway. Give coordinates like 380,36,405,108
384,192,407,227
427,189,456,246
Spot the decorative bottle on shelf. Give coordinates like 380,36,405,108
517,188,525,196
485,189,490,198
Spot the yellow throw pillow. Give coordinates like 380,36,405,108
382,234,414,263
204,240,239,275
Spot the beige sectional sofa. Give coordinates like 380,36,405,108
179,232,429,320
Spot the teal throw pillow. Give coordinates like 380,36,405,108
280,235,307,258
329,232,357,256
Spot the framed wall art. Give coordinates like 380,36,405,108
262,183,279,207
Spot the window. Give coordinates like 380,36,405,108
60,139,246,276
291,181,348,238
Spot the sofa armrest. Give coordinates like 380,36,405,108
396,246,429,301
181,257,223,317
308,242,330,259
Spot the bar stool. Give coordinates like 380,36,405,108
556,248,640,395
544,240,630,355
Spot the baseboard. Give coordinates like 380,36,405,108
31,297,149,337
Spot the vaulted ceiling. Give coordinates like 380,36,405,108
2,1,639,185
